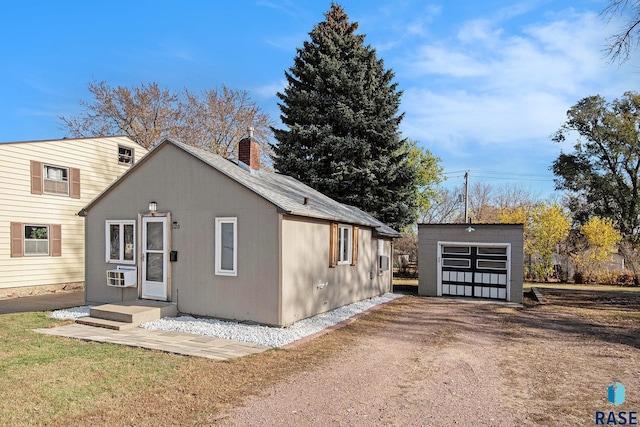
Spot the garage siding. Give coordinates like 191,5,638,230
418,224,524,304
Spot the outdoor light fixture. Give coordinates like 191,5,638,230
148,201,157,213
465,226,475,232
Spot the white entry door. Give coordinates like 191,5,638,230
141,216,168,300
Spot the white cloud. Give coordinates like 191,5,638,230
457,18,504,44
400,8,637,157
253,80,286,99
363,3,442,51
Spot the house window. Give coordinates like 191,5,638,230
10,223,61,257
329,223,358,267
106,220,135,264
338,225,352,264
30,161,80,198
118,146,134,166
24,225,49,256
43,165,69,195
215,217,237,276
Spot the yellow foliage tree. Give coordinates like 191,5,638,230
572,216,622,283
501,204,570,281
499,205,530,254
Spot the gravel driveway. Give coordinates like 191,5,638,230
210,294,640,426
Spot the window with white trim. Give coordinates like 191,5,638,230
106,220,135,264
118,146,134,166
43,164,69,195
338,224,352,265
215,217,237,276
24,225,49,256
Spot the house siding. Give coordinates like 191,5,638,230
0,136,145,291
84,143,281,325
280,215,392,325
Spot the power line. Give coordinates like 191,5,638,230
443,169,555,182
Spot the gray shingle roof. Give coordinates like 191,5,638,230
171,139,399,237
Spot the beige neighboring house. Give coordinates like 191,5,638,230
80,134,398,326
0,136,147,296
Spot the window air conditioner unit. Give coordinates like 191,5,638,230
379,255,390,272
106,266,137,288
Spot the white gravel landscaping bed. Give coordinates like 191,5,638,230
50,293,403,347
49,305,93,320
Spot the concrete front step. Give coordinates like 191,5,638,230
76,317,140,331
77,300,177,330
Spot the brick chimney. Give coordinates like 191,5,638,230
238,127,260,171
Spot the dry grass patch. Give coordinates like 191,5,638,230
6,293,639,426
13,298,410,427
497,290,640,425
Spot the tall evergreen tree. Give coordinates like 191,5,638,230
271,3,416,230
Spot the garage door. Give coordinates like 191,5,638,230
439,243,510,300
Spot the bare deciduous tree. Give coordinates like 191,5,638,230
419,187,463,223
174,87,273,160
468,182,498,223
602,0,640,64
421,182,540,224
60,81,273,159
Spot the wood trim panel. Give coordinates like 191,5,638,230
329,222,338,267
30,160,42,195
351,226,359,265
10,222,23,257
50,224,62,257
70,168,81,199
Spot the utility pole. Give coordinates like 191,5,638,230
464,170,469,223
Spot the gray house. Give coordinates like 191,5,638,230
80,135,398,326
418,224,523,303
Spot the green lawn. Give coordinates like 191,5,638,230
393,277,640,294
392,277,418,286
0,312,181,426
522,282,640,293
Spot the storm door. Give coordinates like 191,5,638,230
141,216,169,300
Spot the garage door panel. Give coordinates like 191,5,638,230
441,244,509,300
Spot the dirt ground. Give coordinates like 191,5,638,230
54,289,640,427
208,290,640,427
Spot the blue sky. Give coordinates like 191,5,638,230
1,0,638,197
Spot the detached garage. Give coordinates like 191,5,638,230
418,224,523,304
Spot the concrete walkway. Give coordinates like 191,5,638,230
0,290,84,314
36,323,271,360
0,291,270,360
